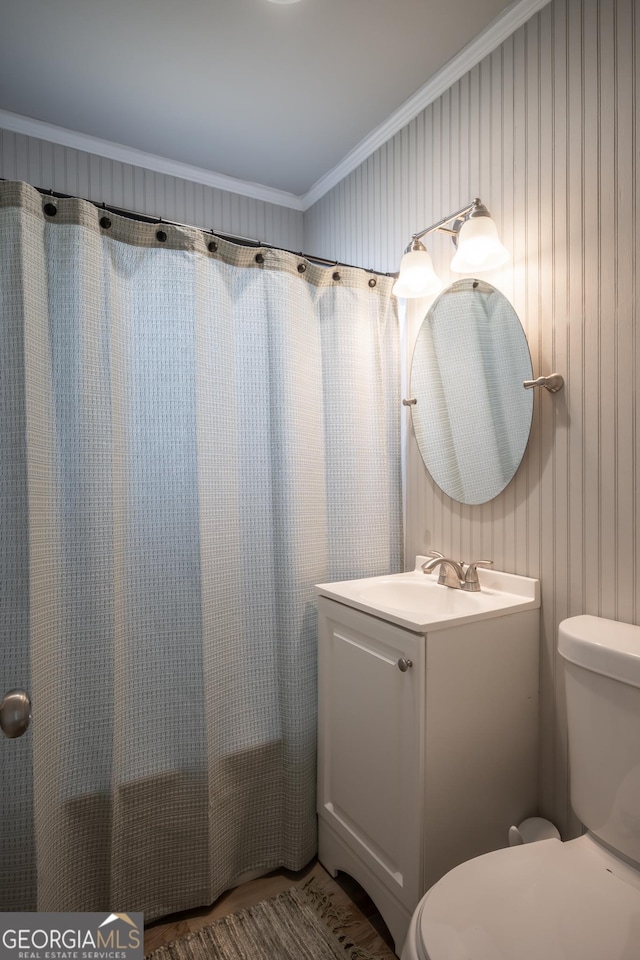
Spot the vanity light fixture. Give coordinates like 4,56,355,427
391,240,444,299
393,198,509,299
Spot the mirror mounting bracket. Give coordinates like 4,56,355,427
523,373,564,393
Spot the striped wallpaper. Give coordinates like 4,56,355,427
0,128,303,251
0,0,635,839
306,0,637,836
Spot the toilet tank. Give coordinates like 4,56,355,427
559,615,640,865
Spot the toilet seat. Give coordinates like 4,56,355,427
405,836,640,960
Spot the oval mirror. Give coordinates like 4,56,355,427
409,278,533,505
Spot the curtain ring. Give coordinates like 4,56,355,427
207,241,218,253
332,271,341,282
297,263,307,273
43,202,57,217
100,216,112,229
368,277,377,288
156,229,167,242
255,253,265,264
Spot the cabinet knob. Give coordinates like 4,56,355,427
397,657,413,672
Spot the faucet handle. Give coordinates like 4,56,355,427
462,560,493,592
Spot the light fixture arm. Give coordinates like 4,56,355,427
408,199,478,249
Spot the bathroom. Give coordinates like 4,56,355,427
0,0,638,956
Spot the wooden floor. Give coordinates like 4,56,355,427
144,859,398,958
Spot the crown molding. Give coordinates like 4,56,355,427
0,108,304,212
300,0,552,210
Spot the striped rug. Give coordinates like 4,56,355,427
145,877,391,960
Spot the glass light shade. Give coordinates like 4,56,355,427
450,215,509,273
392,248,444,299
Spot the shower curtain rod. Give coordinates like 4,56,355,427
8,181,392,279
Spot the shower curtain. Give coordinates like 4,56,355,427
0,181,402,918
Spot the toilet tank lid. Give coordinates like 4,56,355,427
559,615,640,689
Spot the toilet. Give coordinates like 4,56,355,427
401,615,640,960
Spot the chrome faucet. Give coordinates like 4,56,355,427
421,556,465,589
421,555,494,591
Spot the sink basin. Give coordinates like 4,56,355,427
353,577,493,614
316,557,540,631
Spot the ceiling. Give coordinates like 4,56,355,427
0,0,516,199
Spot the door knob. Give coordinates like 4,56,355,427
0,689,32,739
397,658,413,672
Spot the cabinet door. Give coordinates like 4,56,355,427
317,598,424,908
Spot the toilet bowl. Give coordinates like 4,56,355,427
401,834,640,960
401,615,640,960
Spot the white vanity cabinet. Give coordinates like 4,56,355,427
316,591,539,954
